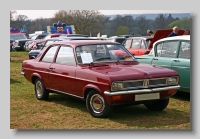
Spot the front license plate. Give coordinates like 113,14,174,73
135,93,160,101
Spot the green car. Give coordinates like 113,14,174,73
135,35,190,93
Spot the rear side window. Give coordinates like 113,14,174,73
41,45,58,63
156,41,179,58
123,39,132,49
131,39,141,49
179,41,190,59
55,46,76,66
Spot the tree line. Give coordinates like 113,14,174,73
10,10,190,37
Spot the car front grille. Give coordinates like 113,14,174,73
121,77,178,90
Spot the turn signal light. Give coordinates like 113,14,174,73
112,95,122,101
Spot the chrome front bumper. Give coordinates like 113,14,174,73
104,85,180,96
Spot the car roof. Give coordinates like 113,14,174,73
118,34,141,37
126,36,153,40
107,37,126,39
46,36,98,41
59,34,89,37
48,40,119,47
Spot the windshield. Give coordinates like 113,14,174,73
10,34,27,40
75,44,136,64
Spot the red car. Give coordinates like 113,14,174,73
21,40,180,118
122,29,187,56
28,34,62,51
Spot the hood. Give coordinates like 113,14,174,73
89,62,178,82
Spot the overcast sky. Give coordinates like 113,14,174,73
14,10,189,20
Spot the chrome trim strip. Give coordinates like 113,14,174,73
21,71,25,75
104,85,180,96
48,88,84,99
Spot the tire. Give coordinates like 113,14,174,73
86,90,113,118
144,98,169,111
34,78,49,100
22,44,26,51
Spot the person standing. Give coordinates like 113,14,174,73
168,26,179,37
147,30,154,36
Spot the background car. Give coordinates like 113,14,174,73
135,35,190,93
118,34,141,38
105,37,126,44
10,39,15,52
21,40,180,118
122,29,187,56
29,33,47,40
59,34,89,37
28,37,98,59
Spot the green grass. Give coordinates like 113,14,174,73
10,52,190,129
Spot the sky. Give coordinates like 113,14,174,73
14,10,189,20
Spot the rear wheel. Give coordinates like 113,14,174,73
34,78,49,100
86,90,113,118
144,98,169,111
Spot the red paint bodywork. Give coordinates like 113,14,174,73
21,40,179,105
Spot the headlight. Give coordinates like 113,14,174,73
167,77,179,85
111,82,123,91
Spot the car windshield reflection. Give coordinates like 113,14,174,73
75,44,136,64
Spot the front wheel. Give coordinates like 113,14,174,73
144,98,169,111
34,78,49,100
86,90,113,118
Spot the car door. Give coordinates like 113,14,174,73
38,45,59,89
48,45,77,95
128,39,142,56
171,41,190,92
151,41,180,69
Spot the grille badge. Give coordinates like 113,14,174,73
144,79,149,87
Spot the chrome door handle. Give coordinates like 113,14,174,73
173,60,180,62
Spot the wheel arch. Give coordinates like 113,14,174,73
31,73,42,84
83,84,102,101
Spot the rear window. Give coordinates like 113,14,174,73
115,38,126,44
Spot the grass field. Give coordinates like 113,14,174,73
10,52,190,129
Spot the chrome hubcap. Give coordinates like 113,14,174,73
36,81,43,97
90,94,105,113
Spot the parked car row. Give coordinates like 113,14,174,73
11,33,61,51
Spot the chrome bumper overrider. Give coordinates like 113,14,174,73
104,85,180,96
21,71,25,75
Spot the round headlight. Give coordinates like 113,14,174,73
167,77,178,85
112,82,123,91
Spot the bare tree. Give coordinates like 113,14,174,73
16,15,28,30
10,10,17,21
10,10,17,27
135,15,150,35
50,10,106,36
29,18,51,33
154,14,168,29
